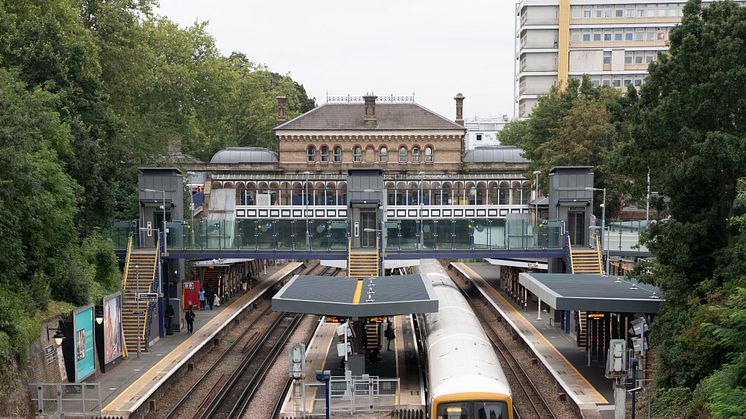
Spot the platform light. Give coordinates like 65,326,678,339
95,306,104,325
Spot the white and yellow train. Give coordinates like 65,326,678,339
418,259,513,419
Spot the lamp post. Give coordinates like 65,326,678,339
303,171,310,250
418,172,425,250
586,187,608,275
135,264,141,358
533,170,541,227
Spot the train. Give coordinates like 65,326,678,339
417,259,513,419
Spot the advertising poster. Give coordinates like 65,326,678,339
73,305,96,382
183,280,200,309
103,292,123,365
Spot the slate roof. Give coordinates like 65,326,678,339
275,103,466,131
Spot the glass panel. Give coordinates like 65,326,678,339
399,220,418,250
453,220,473,249
166,221,184,249
489,219,506,249
436,220,453,249
257,220,275,249
385,221,400,251
506,218,530,249
329,221,348,250
276,220,293,250
422,220,436,250
472,220,489,249
310,220,330,250
236,220,256,249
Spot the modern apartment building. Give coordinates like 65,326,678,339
464,116,511,150
514,0,703,118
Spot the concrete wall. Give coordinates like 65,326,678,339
520,75,557,95
523,5,558,25
522,29,558,49
523,52,558,72
569,49,604,72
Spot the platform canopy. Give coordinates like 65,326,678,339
272,274,438,318
519,273,664,313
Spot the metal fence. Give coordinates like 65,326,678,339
29,382,102,418
296,375,399,417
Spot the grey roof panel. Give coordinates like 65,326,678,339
519,273,664,313
275,103,465,131
462,146,529,163
272,274,439,318
210,147,278,164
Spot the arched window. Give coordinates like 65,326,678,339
320,145,329,162
399,146,407,163
307,146,316,162
412,147,421,163
380,146,388,163
333,146,342,162
353,146,362,162
425,146,433,163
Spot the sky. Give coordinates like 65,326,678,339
156,0,518,121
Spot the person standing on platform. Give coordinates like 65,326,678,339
185,305,195,333
385,319,395,351
198,288,206,310
165,303,175,334
208,291,215,310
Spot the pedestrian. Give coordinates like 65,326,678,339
208,291,215,310
185,305,195,333
165,303,175,334
198,288,206,310
369,345,381,375
385,319,395,351
213,293,221,308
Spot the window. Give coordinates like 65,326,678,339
572,32,580,42
604,33,612,41
603,51,612,65
583,32,591,42
595,8,602,17
425,146,433,163
634,79,642,87
412,147,421,163
625,31,633,41
615,31,623,41
353,146,362,163
594,32,601,41
380,146,388,163
476,134,483,141
399,146,407,163
625,51,633,64
583,9,591,18
626,5,635,17
624,79,632,87
636,30,644,41
613,79,621,88
333,146,342,162
615,8,624,17
307,146,316,162
319,146,328,162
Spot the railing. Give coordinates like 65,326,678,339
29,382,102,417
121,236,133,290
297,376,400,416
111,219,566,252
565,232,575,273
143,235,160,347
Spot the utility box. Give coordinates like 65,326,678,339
606,339,627,378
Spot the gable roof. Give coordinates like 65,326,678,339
275,103,465,131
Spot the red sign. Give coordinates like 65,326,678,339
183,280,200,309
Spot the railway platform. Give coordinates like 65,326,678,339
450,262,612,419
99,261,304,418
280,314,425,417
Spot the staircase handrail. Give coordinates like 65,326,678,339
566,233,576,274
122,236,133,290
595,234,603,274
142,235,161,349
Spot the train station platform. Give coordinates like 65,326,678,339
281,314,425,417
100,262,304,418
450,262,612,418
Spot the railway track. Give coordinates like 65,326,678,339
199,312,304,419
445,263,558,419
162,261,323,419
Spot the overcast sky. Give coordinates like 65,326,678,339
156,0,517,120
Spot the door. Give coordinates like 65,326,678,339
360,210,377,248
568,210,585,246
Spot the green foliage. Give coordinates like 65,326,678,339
501,76,628,216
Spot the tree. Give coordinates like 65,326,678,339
618,0,746,414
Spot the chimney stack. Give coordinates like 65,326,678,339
363,93,377,128
454,93,465,126
276,95,288,124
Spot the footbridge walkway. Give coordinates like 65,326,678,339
111,219,567,260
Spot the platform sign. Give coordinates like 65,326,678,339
103,292,123,365
135,292,159,302
73,304,95,382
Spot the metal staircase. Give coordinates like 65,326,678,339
347,237,380,279
565,234,604,347
364,322,381,349
121,238,159,354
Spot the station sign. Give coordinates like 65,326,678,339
135,292,159,302
588,313,605,319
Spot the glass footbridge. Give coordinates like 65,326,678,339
111,218,568,260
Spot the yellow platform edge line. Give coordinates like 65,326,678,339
352,279,363,304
